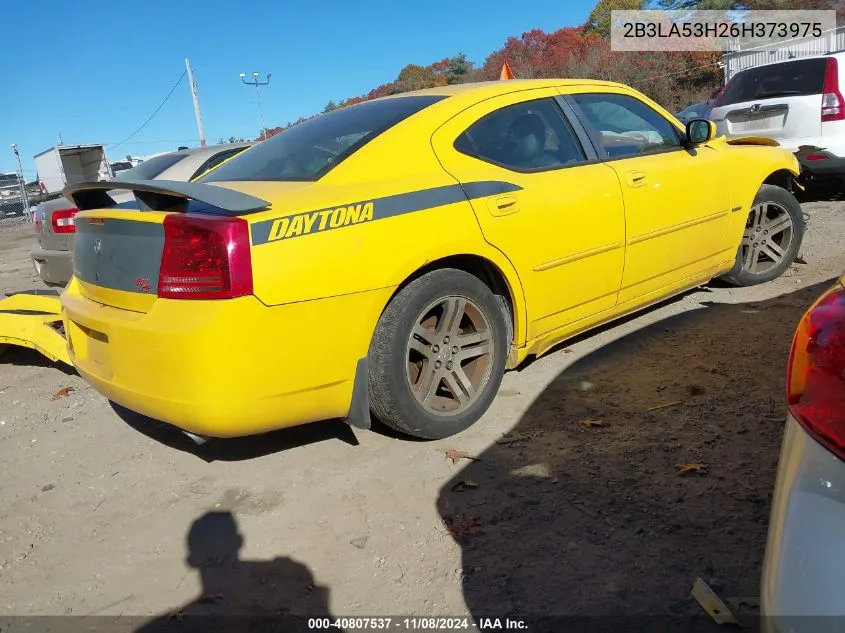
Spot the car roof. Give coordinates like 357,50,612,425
153,143,255,181
382,79,627,104
730,51,845,76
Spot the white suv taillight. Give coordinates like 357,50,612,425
821,57,845,122
158,213,253,300
787,282,845,458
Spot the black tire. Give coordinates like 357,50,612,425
367,268,508,440
721,184,805,287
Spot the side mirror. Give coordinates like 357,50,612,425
686,118,715,146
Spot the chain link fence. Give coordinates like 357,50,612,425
0,172,55,223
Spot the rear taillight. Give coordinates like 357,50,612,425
806,154,830,161
787,283,845,459
158,214,253,300
51,208,78,234
821,58,845,122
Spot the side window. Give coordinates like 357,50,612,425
191,148,245,180
571,93,681,159
454,98,587,172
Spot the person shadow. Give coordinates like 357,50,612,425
135,512,338,633
437,279,838,633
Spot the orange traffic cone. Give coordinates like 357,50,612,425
500,62,515,80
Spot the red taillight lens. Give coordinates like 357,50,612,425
821,58,845,122
787,283,845,459
158,214,253,300
51,208,78,234
806,154,830,161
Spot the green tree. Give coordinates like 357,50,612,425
586,0,647,37
445,53,474,83
323,100,338,113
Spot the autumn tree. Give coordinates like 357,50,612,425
585,0,647,37
396,64,441,90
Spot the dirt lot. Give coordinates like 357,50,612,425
1,202,844,631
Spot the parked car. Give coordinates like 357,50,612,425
709,53,845,195
30,143,253,286
762,274,845,631
59,79,804,442
676,100,712,123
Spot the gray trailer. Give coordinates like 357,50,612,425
33,144,111,195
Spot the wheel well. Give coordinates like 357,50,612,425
763,169,795,192
394,255,516,339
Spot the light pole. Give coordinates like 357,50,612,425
10,144,31,221
240,71,271,140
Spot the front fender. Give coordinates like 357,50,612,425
719,142,800,244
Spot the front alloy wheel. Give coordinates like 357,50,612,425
722,184,805,287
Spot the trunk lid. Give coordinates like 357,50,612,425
65,179,271,313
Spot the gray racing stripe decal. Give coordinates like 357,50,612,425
250,180,522,246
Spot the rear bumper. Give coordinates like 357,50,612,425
30,247,73,286
761,414,845,632
60,280,392,437
794,147,845,178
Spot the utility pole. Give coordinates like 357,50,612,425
240,71,271,140
10,144,31,221
185,58,206,148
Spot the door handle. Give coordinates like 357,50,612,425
626,171,646,188
488,195,520,216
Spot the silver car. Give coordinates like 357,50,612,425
763,273,845,632
30,143,253,286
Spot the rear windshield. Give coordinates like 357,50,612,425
113,152,187,181
714,57,829,108
200,95,447,182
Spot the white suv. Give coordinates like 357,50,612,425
709,52,845,195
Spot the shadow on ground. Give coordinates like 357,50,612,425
0,345,76,375
112,403,359,462
132,511,334,632
437,279,836,632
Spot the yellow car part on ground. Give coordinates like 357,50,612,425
0,290,70,365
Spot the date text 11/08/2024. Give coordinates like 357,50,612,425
307,618,528,630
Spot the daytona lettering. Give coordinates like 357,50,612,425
266,202,374,242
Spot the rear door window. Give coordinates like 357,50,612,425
200,95,447,182
714,58,828,108
454,98,587,171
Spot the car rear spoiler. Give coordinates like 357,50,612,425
63,179,271,216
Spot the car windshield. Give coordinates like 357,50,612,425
112,153,187,181
714,57,828,108
200,95,447,182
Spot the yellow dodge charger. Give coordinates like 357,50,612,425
61,79,804,441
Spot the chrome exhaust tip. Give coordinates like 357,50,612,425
183,431,210,446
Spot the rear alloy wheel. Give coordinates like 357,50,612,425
368,269,508,439
722,184,805,286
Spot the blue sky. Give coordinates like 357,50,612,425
0,0,592,176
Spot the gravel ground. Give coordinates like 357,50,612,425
1,201,844,631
